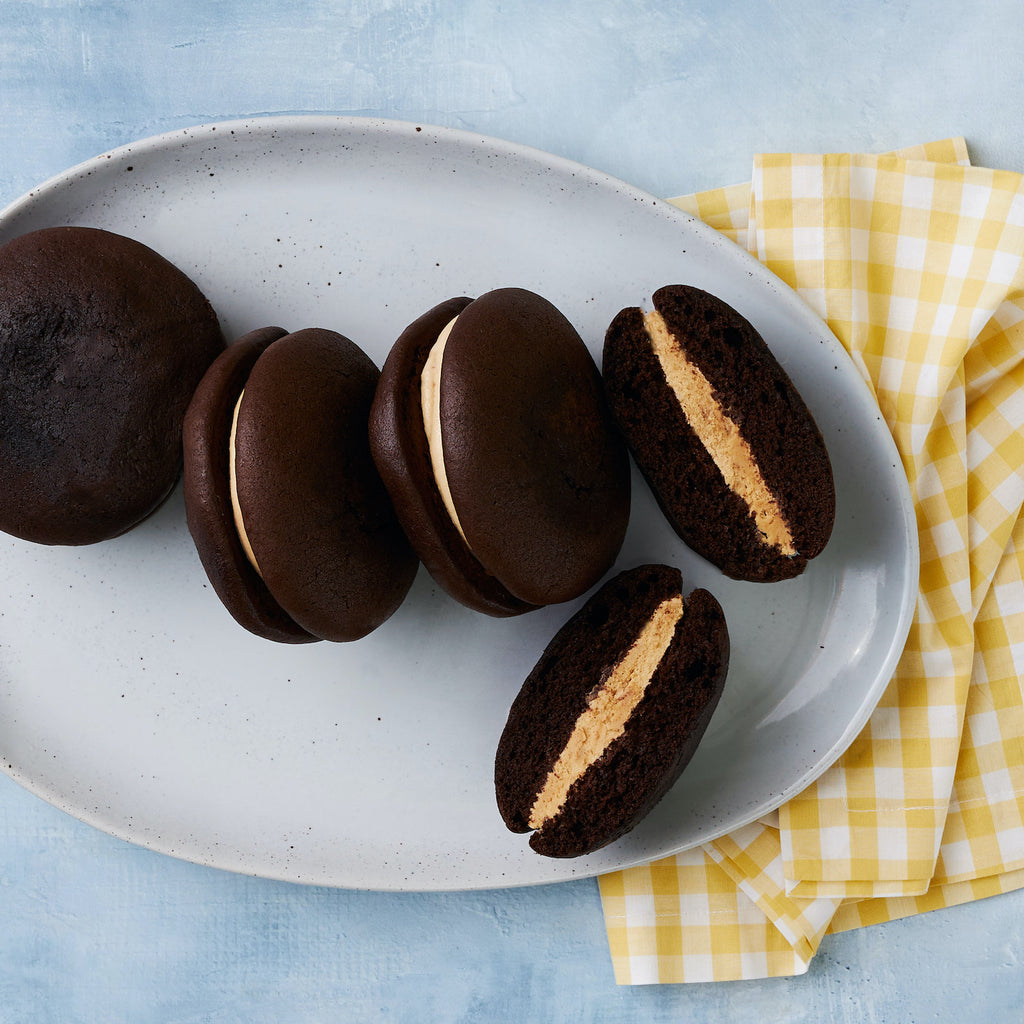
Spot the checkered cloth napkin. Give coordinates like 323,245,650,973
599,139,1024,983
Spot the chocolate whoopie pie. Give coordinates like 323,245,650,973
603,285,835,582
183,327,418,643
494,563,729,858
0,226,224,545
369,288,630,616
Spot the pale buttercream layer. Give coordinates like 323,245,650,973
228,389,264,578
644,310,796,556
527,594,685,830
420,315,472,547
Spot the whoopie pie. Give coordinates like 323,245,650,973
0,226,224,545
369,287,631,616
183,326,418,643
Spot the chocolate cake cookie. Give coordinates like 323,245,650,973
0,225,224,545
183,327,418,643
603,285,835,582
369,288,630,616
495,563,729,858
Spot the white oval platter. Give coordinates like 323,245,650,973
0,117,918,890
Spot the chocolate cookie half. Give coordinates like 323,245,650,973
183,327,418,643
494,564,729,858
0,226,225,544
603,285,835,582
369,288,630,616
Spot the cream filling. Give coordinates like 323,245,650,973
228,389,263,578
420,315,472,548
644,310,796,556
527,594,685,831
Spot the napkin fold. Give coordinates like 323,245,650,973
599,138,1024,983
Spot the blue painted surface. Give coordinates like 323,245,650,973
1,2,1024,1020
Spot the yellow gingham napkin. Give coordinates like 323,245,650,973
599,139,1024,983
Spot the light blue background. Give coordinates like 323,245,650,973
2,2,1024,1021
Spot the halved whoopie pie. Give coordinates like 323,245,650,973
603,285,835,582
495,563,729,858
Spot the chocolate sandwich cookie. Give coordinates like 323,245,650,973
494,563,729,858
0,226,224,545
603,285,835,582
183,327,418,643
369,287,630,616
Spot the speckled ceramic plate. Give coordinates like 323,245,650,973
0,117,917,890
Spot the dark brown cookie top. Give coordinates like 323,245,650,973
438,288,631,607
369,296,536,617
232,328,418,642
182,326,317,644
603,285,835,582
494,563,729,858
0,226,225,545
